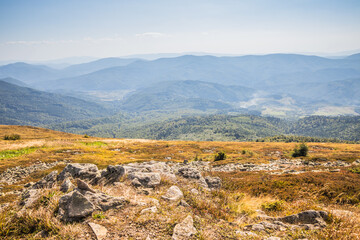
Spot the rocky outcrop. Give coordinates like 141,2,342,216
172,215,197,240
32,171,58,189
127,172,161,188
0,161,67,184
57,163,100,182
162,186,183,201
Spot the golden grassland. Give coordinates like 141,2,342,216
0,125,360,239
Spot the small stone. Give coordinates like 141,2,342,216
88,222,108,240
190,189,199,195
172,215,197,240
162,186,183,201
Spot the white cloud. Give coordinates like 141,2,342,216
135,32,169,38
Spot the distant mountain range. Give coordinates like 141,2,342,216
0,53,359,140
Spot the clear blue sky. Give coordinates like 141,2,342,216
0,0,359,60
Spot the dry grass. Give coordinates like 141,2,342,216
0,125,360,239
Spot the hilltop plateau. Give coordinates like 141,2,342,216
0,125,359,239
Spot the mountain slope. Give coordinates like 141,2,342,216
0,80,110,125
120,80,255,112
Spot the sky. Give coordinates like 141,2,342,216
0,0,360,61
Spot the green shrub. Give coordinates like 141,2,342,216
4,134,21,140
214,151,226,161
349,166,360,174
92,212,106,220
292,143,308,157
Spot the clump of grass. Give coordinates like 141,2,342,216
261,200,284,212
83,134,90,138
3,134,21,140
349,166,360,174
214,151,226,161
92,212,106,220
0,147,37,160
80,141,107,147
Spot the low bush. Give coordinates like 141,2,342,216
3,134,21,140
292,143,308,157
214,151,227,161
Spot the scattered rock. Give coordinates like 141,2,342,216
177,167,202,179
127,172,161,188
236,230,258,237
59,191,95,222
172,215,197,240
58,163,100,181
31,171,58,189
162,186,183,201
88,222,108,240
60,178,73,193
205,176,221,189
265,237,281,240
81,190,128,211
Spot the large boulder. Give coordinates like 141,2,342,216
59,191,95,222
172,215,197,240
57,163,100,181
99,165,125,185
32,171,58,189
162,186,183,201
277,210,328,227
127,172,161,188
177,167,202,179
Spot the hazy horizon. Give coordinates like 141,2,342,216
1,0,360,62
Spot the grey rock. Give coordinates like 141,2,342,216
77,179,96,193
60,178,73,193
277,210,328,227
131,178,142,187
162,186,183,201
58,163,100,181
205,176,221,189
20,189,40,208
80,190,129,211
265,237,281,240
172,215,197,240
32,171,58,189
99,165,125,184
190,189,199,195
59,191,95,222
127,172,161,188
177,167,202,179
